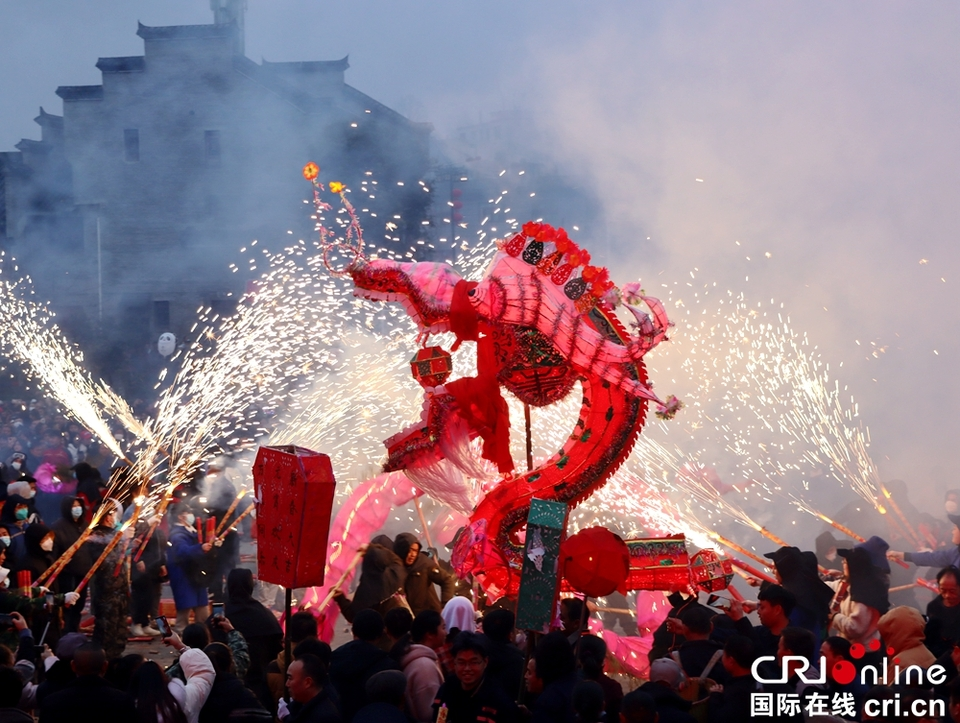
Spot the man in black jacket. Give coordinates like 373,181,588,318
286,654,342,723
38,643,136,723
328,609,399,721
393,533,457,615
706,634,760,723
433,633,519,723
479,609,525,698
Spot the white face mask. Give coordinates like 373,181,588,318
71,506,83,520
184,513,196,527
11,462,20,470
40,538,54,552
0,537,9,547
25,489,35,500
0,567,8,589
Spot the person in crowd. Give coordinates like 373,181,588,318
571,680,605,723
0,496,32,568
925,566,960,657
15,522,78,648
559,597,587,645
399,610,446,722
329,609,399,721
0,665,31,723
141,630,216,723
6,480,39,525
353,670,408,723
763,628,819,723
442,596,476,639
529,631,578,723
725,583,796,662
38,642,138,722
166,619,250,684
35,632,87,705
764,545,834,643
84,498,130,659
72,463,104,517
198,642,266,722
266,611,318,707
432,632,518,723
706,634,759,723
578,634,624,722
129,660,190,723
820,636,868,710
283,653,341,723
829,543,891,658
877,606,936,682
638,658,696,723
205,474,242,605
50,495,92,633
224,568,282,701
384,606,413,653
130,517,167,638
620,690,658,723
333,536,407,622
666,605,727,686
107,653,146,695
480,608,525,698
393,533,456,616
167,503,216,632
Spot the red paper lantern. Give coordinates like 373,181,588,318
410,346,453,388
689,549,734,593
560,526,630,597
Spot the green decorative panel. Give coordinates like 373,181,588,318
516,498,569,632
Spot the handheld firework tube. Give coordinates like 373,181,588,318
345,220,677,598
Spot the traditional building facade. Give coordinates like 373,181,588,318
0,2,431,390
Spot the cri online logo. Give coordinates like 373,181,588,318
750,639,947,687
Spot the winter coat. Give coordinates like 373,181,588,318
38,675,137,723
353,702,407,723
432,676,520,723
400,644,444,722
925,595,960,657
480,637,525,700
168,647,216,723
286,688,342,723
335,536,406,622
167,524,210,609
827,579,881,645
906,545,960,569
393,533,456,615
637,681,697,723
878,606,936,682
198,670,266,723
529,671,578,723
328,639,400,721
0,495,30,568
225,568,283,680
50,496,92,578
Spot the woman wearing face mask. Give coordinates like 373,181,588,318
15,523,79,650
0,495,32,569
50,496,93,633
167,503,216,633
83,499,130,659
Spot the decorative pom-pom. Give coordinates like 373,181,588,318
655,395,683,420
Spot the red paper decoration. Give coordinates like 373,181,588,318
410,346,453,388
689,549,734,593
560,526,630,598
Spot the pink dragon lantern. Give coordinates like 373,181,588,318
307,167,680,599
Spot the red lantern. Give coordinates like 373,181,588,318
560,526,630,598
689,549,734,593
410,346,453,388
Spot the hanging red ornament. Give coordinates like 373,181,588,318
560,526,630,598
410,346,454,388
504,233,526,257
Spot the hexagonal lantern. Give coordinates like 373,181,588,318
410,346,453,388
689,549,734,593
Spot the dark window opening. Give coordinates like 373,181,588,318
124,129,140,162
209,298,237,318
205,130,221,162
153,300,170,329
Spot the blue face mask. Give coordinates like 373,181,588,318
15,508,28,521
0,536,9,547
71,506,83,520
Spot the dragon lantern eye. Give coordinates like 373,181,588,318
467,288,476,297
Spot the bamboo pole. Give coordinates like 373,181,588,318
74,519,135,594
317,549,365,611
215,490,248,537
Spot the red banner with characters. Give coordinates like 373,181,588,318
253,445,337,589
